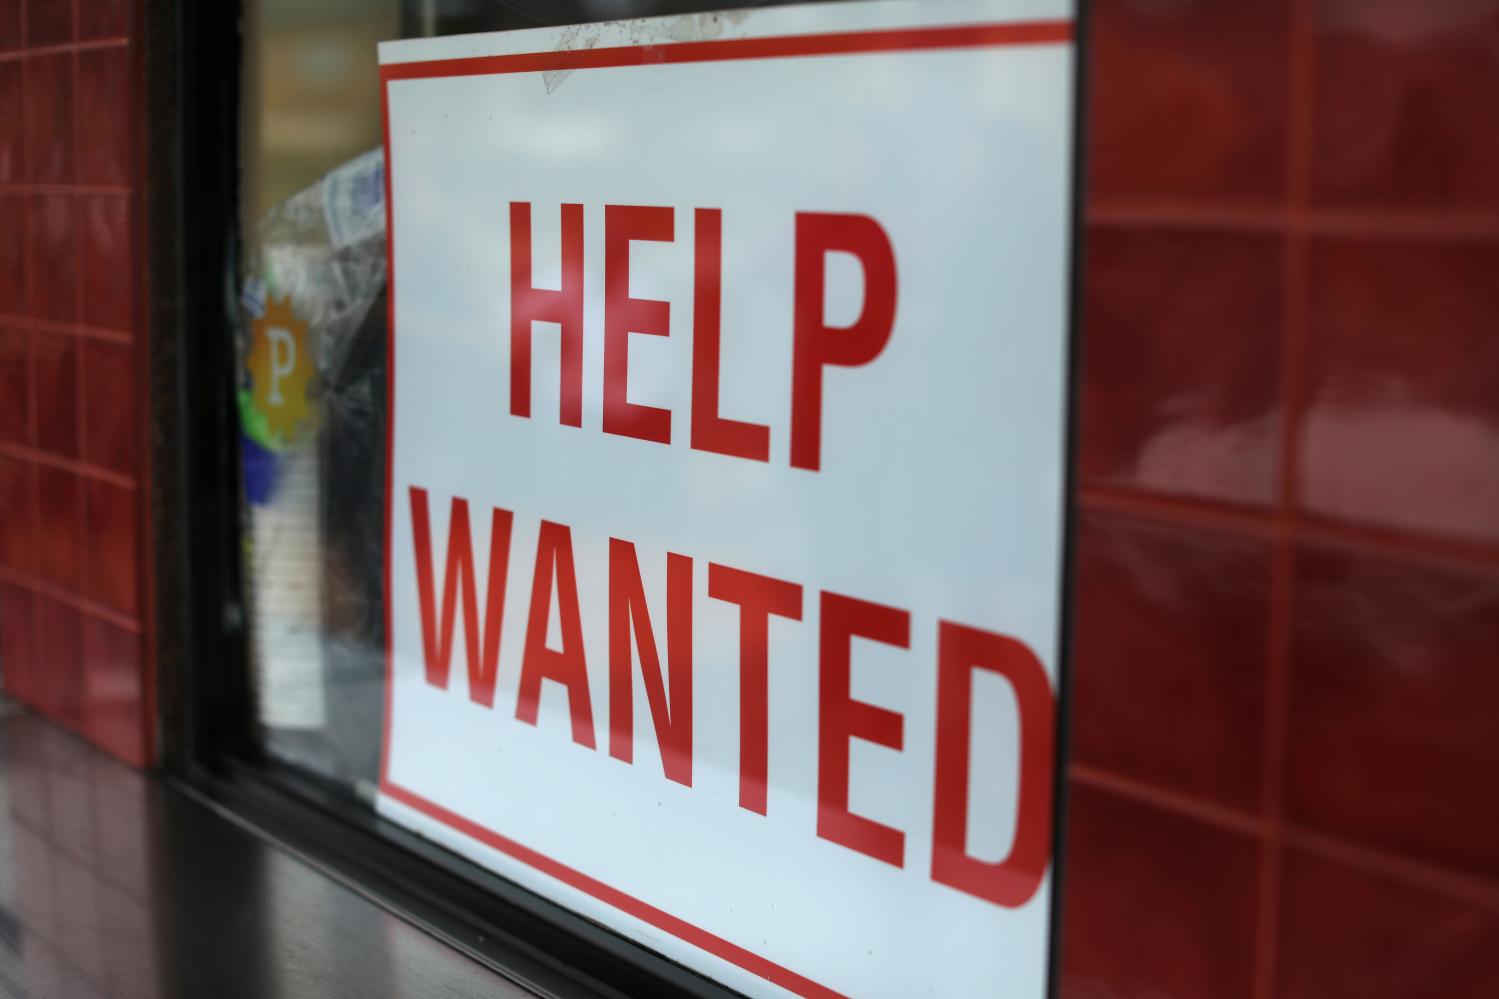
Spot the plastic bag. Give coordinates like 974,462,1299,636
238,149,387,795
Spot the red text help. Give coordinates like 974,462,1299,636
509,202,898,471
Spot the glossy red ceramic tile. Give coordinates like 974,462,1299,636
34,465,80,588
78,0,131,41
1080,226,1283,506
1072,511,1271,812
1313,1,1499,212
79,194,130,332
6,0,146,769
0,326,29,444
1287,546,1499,880
25,0,73,47
83,616,146,766
1300,238,1499,545
27,193,77,323
22,52,71,183
0,193,24,315
0,582,39,706
1061,782,1261,999
32,330,78,457
1277,847,1499,998
80,339,135,476
1088,0,1289,204
0,453,38,574
38,595,86,733
0,58,21,182
82,478,137,616
0,3,21,52
75,46,131,186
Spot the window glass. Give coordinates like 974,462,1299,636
236,0,809,811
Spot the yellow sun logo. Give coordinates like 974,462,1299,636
247,296,315,444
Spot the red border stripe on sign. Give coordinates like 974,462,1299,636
381,780,846,998
380,18,1073,999
379,20,1073,82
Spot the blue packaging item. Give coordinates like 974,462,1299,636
242,432,279,506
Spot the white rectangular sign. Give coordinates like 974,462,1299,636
378,2,1075,996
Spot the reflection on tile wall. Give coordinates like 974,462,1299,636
0,0,149,767
1069,0,1499,996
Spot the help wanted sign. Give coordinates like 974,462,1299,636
378,2,1075,995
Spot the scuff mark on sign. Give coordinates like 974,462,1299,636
663,10,751,42
542,11,755,93
543,24,600,94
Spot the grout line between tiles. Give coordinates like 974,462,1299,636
1088,201,1499,243
0,37,130,63
71,0,87,616
0,314,136,344
1069,763,1264,836
1077,486,1499,575
1284,827,1499,914
1067,764,1499,914
0,183,134,196
1257,1,1316,990
0,440,138,488
0,564,141,634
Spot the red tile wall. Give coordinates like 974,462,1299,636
0,0,150,768
1067,1,1499,997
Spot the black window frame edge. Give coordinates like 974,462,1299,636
143,0,1089,997
1049,0,1092,990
